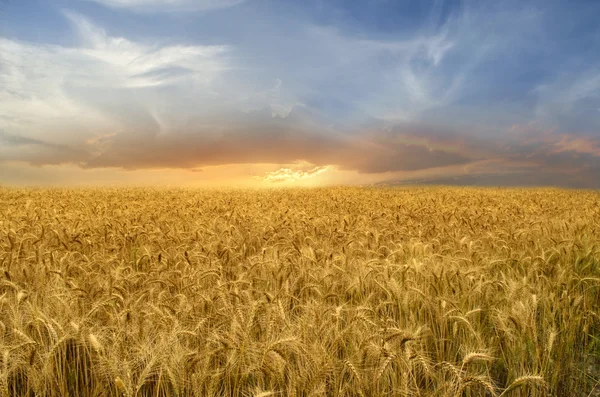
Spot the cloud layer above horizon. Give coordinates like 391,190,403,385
1,0,599,187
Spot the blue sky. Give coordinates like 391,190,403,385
1,0,599,186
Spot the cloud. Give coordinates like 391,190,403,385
0,12,232,152
259,164,332,183
1,4,600,188
62,10,230,88
297,25,459,122
551,135,600,157
506,122,600,159
65,104,479,173
318,3,544,123
533,68,600,133
0,130,54,147
84,0,247,13
0,11,482,178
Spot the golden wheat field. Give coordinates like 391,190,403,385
0,186,599,397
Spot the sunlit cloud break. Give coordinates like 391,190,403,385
259,165,333,183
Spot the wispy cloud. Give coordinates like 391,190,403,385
63,10,231,88
84,0,247,13
0,11,232,154
533,68,600,134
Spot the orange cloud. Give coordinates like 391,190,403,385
552,135,600,157
2,116,600,188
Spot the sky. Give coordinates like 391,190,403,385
0,0,599,187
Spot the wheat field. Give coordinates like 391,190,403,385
0,186,598,397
